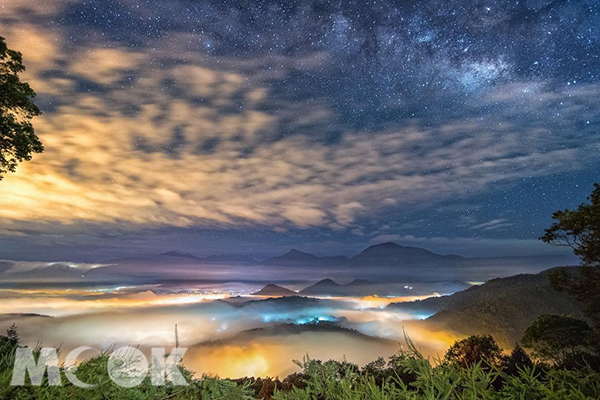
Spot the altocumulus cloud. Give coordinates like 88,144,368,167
0,1,599,238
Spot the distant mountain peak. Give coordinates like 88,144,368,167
251,284,296,296
311,278,341,287
353,241,464,264
284,249,315,257
357,242,421,255
370,242,404,249
262,284,284,290
265,249,330,265
299,277,381,296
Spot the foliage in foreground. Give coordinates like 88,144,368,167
542,182,600,351
271,336,600,400
273,355,600,400
2,328,600,400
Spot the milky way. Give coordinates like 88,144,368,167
61,1,600,115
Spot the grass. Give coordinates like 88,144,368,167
0,334,599,399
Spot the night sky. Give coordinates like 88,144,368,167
1,0,599,261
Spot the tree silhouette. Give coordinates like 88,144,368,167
542,183,600,267
6,323,19,346
522,314,591,366
444,335,504,368
0,36,43,180
502,343,532,376
542,183,600,350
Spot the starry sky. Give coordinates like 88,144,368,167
0,0,599,261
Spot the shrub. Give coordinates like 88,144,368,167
522,314,592,366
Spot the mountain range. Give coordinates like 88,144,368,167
260,243,575,283
265,242,464,268
298,278,381,296
0,242,575,285
251,278,380,297
388,267,584,346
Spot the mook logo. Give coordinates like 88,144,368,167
11,346,188,388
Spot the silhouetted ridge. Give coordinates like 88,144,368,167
351,242,464,265
299,278,387,296
265,249,349,266
264,242,464,274
387,266,583,347
310,279,341,287
251,284,296,296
